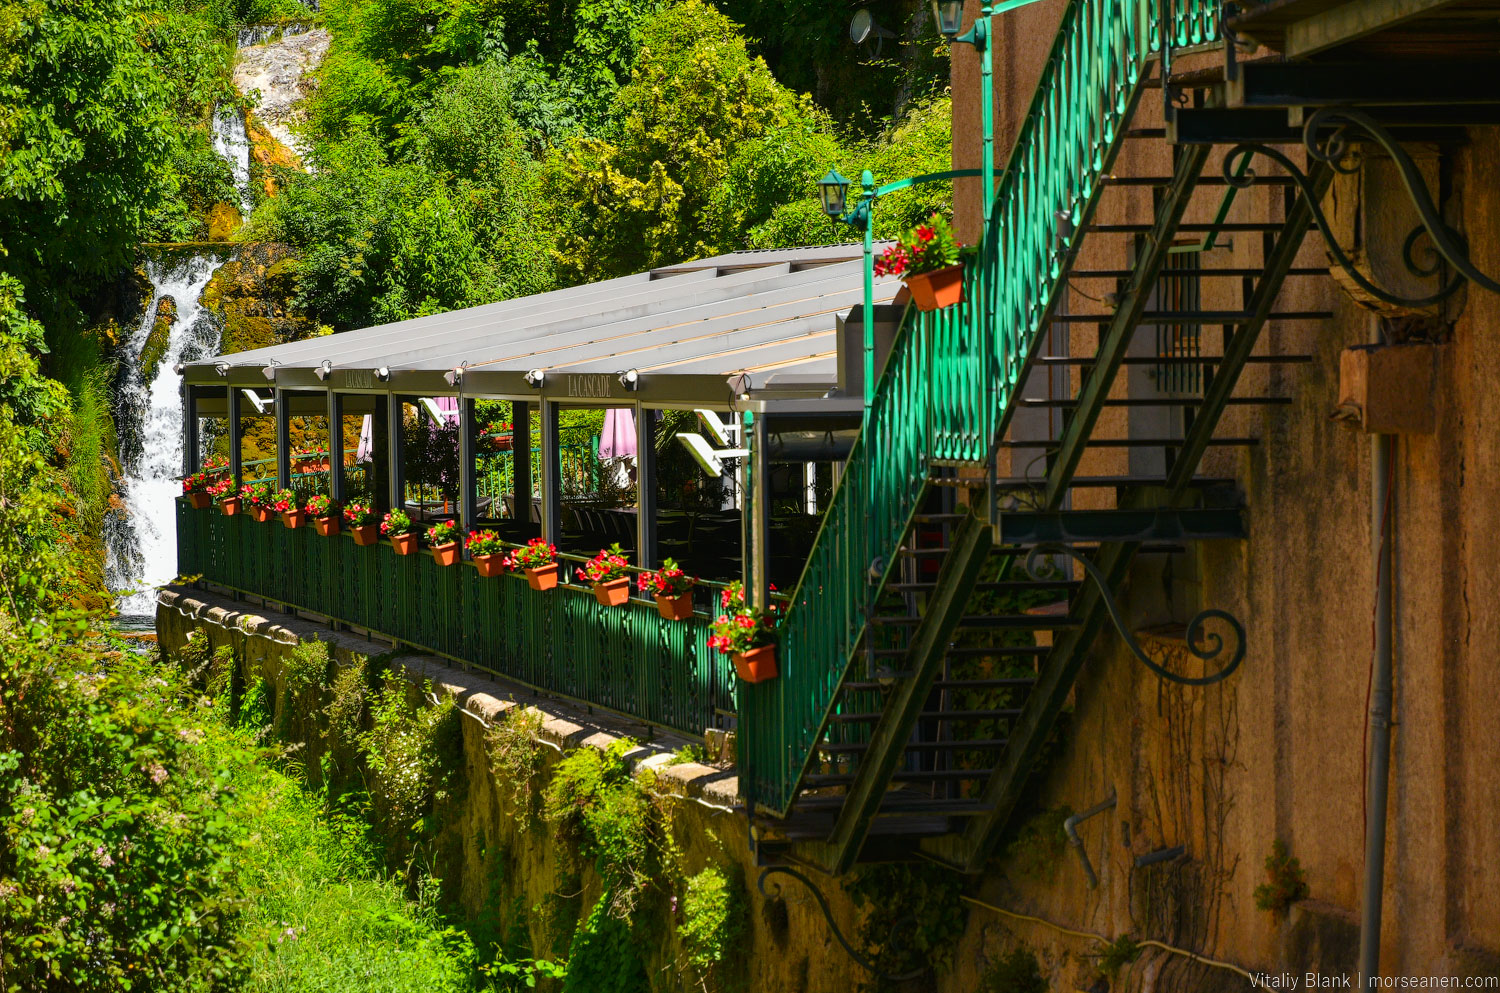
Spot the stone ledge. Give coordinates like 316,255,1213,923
157,586,742,809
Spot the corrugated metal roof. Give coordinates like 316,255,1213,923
187,245,898,406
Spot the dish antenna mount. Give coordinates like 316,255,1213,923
849,9,896,54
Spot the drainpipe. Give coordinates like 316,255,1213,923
1065,791,1117,889
1359,320,1396,987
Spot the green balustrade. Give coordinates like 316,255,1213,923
176,500,736,735
739,0,1220,816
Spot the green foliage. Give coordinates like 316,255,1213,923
1253,838,1309,917
1005,805,1073,881
361,678,465,863
1096,934,1141,980
979,947,1049,993
678,864,748,986
486,705,547,826
561,891,647,993
543,739,655,893
843,863,967,989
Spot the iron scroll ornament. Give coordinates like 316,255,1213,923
755,866,926,982
1024,544,1246,686
1222,107,1500,309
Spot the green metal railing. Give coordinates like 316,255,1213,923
740,0,1220,816
176,501,737,735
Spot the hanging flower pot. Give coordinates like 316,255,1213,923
188,490,212,510
390,533,417,555
282,509,306,529
732,645,778,683
351,524,378,546
593,577,630,607
219,496,242,517
431,542,460,567
905,263,966,312
526,563,559,591
251,505,274,523
314,515,339,536
473,552,505,577
655,593,694,621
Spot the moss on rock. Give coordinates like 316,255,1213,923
203,242,312,355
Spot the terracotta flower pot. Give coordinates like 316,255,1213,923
655,593,693,621
431,541,460,567
282,510,306,529
251,505,273,523
494,438,513,451
905,263,965,312
390,533,417,555
314,515,340,536
219,496,241,517
732,645,778,683
188,491,212,510
351,523,378,546
474,552,505,577
593,577,630,607
525,563,559,591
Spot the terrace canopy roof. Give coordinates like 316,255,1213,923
185,244,901,410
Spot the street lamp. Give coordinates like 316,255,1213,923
931,0,965,38
818,168,851,218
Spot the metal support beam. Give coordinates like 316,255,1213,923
1286,0,1465,59
274,387,291,491
227,384,241,488
995,507,1245,545
183,387,200,477
539,399,561,547
459,396,477,532
512,400,532,527
820,511,993,875
1042,144,1211,510
749,413,771,611
386,394,403,513
328,390,344,503
635,406,657,567
1169,107,1490,145
1227,59,1500,108
941,162,1336,875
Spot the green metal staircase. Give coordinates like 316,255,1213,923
739,0,1334,872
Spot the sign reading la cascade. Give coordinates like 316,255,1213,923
564,374,617,398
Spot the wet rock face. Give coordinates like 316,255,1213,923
139,295,177,382
200,242,311,355
233,27,329,165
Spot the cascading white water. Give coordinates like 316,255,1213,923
105,255,226,618
211,104,254,214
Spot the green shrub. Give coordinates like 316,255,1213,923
486,705,547,827
679,864,748,987
1253,839,1309,917
979,947,1049,993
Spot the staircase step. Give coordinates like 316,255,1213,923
1018,396,1290,408
869,614,1081,630
869,645,1048,658
996,436,1259,448
991,474,1233,488
1086,222,1284,233
803,769,997,787
818,738,1011,753
1050,310,1331,323
789,796,997,816
829,708,1023,723
885,579,1082,592
841,677,1039,692
1100,174,1297,187
1035,354,1313,365
1070,266,1327,278
912,513,968,523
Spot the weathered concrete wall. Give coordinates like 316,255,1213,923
950,0,1500,986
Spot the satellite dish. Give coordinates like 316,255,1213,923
850,9,874,44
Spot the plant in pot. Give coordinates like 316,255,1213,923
207,476,238,515
466,529,508,576
306,493,339,535
579,543,632,607
484,420,514,451
381,509,419,555
344,502,378,545
874,212,972,313
182,471,213,509
242,482,274,522
427,519,461,567
272,487,304,528
709,581,779,683
638,559,696,620
508,538,559,591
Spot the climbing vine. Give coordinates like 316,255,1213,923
843,862,968,990
486,705,547,828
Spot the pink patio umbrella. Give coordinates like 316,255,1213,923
598,408,637,458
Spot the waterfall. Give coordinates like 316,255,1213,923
211,104,254,215
105,255,227,619
236,21,313,47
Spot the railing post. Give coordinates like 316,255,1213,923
635,403,657,568
539,398,561,547
980,3,995,221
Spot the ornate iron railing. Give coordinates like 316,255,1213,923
739,0,1219,816
176,501,737,735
